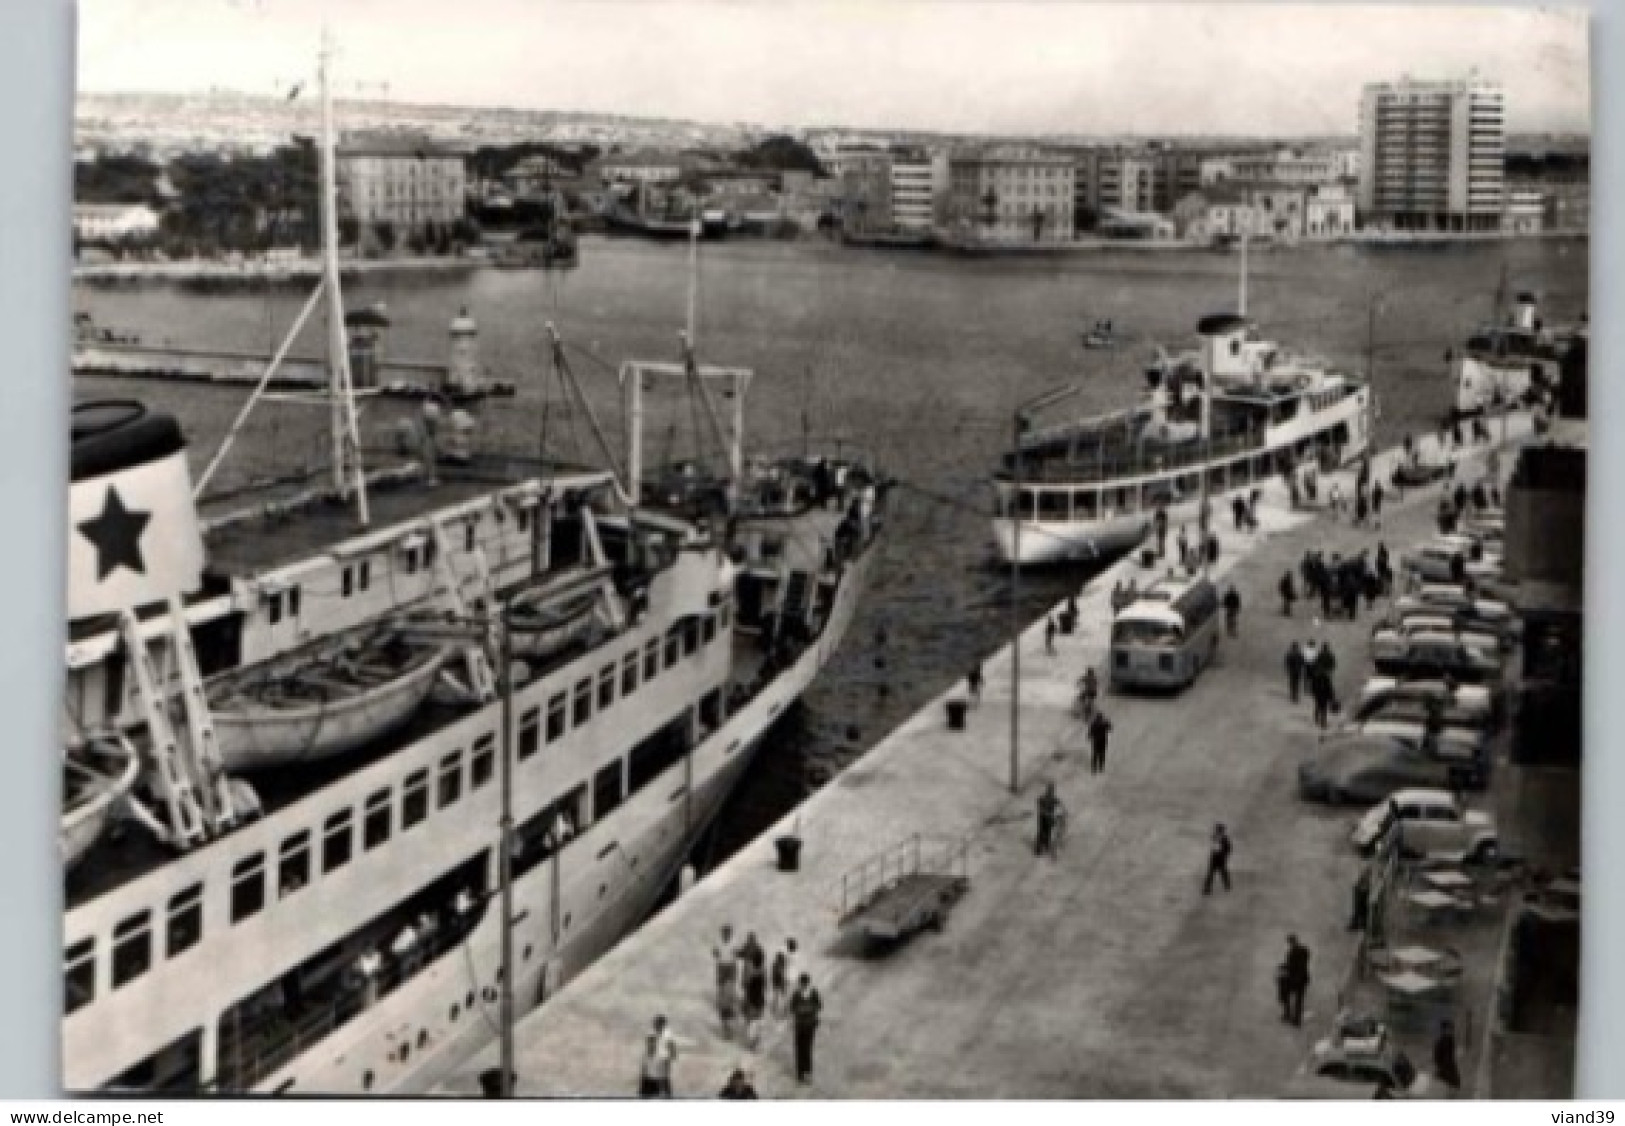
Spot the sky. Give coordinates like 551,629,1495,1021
76,1,1592,136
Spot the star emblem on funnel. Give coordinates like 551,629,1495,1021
78,485,151,580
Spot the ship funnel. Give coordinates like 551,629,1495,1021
1512,292,1538,331
1197,313,1253,382
69,401,205,622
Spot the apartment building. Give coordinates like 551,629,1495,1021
889,149,949,231
1357,75,1506,231
947,148,1075,242
336,134,467,232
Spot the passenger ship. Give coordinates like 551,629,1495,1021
1452,291,1582,417
62,44,884,1097
991,311,1373,567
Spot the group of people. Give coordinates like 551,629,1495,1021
1290,545,1391,623
695,925,826,1091
1284,637,1341,728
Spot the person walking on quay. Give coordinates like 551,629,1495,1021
789,974,824,1085
1232,495,1248,531
1036,782,1062,858
1310,668,1333,729
1223,586,1242,638
740,939,768,1049
639,1015,678,1097
713,926,740,1024
770,938,798,1018
1279,571,1297,617
1088,710,1113,775
1177,525,1190,568
1329,481,1344,517
1285,641,1305,704
1354,491,1369,527
1203,823,1233,894
1154,505,1169,557
1376,542,1393,595
1205,531,1221,568
1248,487,1262,530
1434,1020,1462,1091
1371,480,1385,520
1045,616,1057,656
967,662,983,707
1280,936,1311,1026
719,1067,758,1099
1349,867,1372,933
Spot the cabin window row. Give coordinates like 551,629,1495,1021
62,607,730,1013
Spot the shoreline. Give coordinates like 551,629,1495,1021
71,229,1590,283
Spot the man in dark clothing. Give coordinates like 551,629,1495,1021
1281,936,1311,1026
1232,495,1247,531
1376,543,1393,594
1453,482,1469,516
1203,824,1232,894
1088,711,1113,774
1349,867,1372,932
1285,641,1305,704
1223,586,1241,637
1154,506,1169,557
1206,532,1220,566
789,975,823,1084
1319,569,1335,617
1279,571,1297,617
1035,783,1060,857
1434,1021,1461,1090
1341,577,1360,621
1310,670,1332,729
1372,481,1385,519
967,662,983,707
1354,493,1368,527
719,1069,758,1099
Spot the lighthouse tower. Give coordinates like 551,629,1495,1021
445,306,483,397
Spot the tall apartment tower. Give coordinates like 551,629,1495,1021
1358,75,1505,231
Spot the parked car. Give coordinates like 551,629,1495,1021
1372,631,1505,684
1370,614,1501,665
1403,540,1501,586
1300,1038,1438,1099
1299,727,1487,805
1356,676,1498,732
1349,787,1498,862
1394,583,1516,630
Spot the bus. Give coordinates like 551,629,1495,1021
1109,575,1221,691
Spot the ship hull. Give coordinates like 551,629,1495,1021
253,542,875,1095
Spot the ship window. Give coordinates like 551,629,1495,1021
683,620,699,657
471,739,495,787
593,759,624,819
1017,490,1036,518
364,789,392,850
1038,491,1068,521
465,521,476,552
702,614,717,645
289,586,301,617
621,652,639,696
267,592,283,625
403,769,429,829
644,639,660,681
598,665,616,710
573,679,592,726
166,884,203,958
65,938,95,1014
231,854,266,923
323,809,354,872
342,567,354,598
517,508,530,534
438,751,464,808
665,628,681,669
278,830,311,897
719,603,731,630
359,560,371,591
546,693,567,742
517,708,540,760
1074,490,1099,520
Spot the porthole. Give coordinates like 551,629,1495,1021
496,967,504,984
450,1004,460,1022
523,944,533,962
466,991,475,1009
418,1030,429,1050
362,1071,374,1091
401,1042,411,1063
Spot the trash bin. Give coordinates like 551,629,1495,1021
945,699,968,730
775,835,802,872
479,1068,516,1098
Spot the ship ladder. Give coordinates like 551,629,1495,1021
118,605,211,850
163,596,245,834
429,519,497,703
781,569,813,623
578,507,628,633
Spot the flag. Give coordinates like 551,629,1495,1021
69,410,205,621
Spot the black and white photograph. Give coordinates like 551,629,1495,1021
62,0,1590,1099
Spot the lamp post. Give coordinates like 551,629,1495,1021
1010,383,1083,794
497,609,515,1098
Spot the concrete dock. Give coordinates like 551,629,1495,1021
440,420,1539,1099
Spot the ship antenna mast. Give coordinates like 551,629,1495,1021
318,27,370,525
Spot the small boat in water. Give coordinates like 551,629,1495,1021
62,733,140,870
208,624,453,771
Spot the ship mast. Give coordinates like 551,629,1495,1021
318,28,370,525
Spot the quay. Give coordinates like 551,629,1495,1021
439,417,1562,1099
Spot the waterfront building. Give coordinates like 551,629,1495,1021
1304,183,1357,238
597,150,684,185
1173,182,1353,243
73,203,162,243
336,134,467,234
889,148,948,231
837,150,892,235
1357,75,1506,231
946,148,1074,242
1226,147,1347,187
1501,189,1546,235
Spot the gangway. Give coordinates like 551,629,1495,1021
838,835,971,947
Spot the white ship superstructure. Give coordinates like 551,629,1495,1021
1453,292,1581,416
991,312,1372,566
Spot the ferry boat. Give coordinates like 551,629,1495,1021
62,41,885,1096
991,311,1373,566
1452,291,1582,417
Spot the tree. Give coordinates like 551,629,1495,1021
736,135,825,176
979,188,999,233
374,221,396,253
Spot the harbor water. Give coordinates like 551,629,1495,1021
73,234,1589,858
